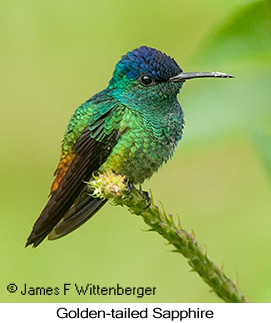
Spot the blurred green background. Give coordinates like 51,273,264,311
1,0,271,303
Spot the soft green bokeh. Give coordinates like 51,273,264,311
0,0,271,302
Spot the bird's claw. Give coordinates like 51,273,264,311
125,181,151,208
141,190,151,209
126,181,134,196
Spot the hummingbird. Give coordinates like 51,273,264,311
26,46,233,247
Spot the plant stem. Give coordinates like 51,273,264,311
89,172,248,303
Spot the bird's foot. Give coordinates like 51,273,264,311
141,190,151,209
126,181,134,196
125,182,151,208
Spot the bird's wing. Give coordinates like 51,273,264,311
47,189,107,241
26,102,125,247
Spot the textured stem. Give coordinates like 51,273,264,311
89,172,248,303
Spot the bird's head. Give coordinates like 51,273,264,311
108,46,233,113
108,46,183,112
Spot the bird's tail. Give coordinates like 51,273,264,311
48,194,107,241
25,190,107,247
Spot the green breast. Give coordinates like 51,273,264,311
99,109,181,184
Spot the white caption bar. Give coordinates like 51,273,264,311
0,303,270,322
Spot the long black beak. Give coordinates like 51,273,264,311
169,71,234,82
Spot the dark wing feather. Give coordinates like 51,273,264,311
26,125,118,247
47,193,107,240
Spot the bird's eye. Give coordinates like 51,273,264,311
139,75,155,87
